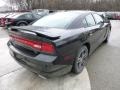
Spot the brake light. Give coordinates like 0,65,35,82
4,18,14,24
9,18,14,23
10,35,55,54
1,18,5,22
1,18,5,26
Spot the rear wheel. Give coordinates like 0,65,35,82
72,46,88,74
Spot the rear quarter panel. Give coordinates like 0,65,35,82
54,29,90,65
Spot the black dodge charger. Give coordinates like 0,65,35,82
7,11,111,78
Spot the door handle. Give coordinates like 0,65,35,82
89,32,93,36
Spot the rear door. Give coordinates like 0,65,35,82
85,14,102,51
92,13,107,43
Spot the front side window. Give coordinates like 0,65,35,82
85,14,96,27
93,14,103,24
24,14,33,19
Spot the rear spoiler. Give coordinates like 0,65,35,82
9,27,60,40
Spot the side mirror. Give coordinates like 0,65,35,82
103,18,110,23
99,21,104,27
100,21,104,24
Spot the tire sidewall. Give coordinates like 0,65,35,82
104,28,111,43
73,45,88,74
17,21,28,26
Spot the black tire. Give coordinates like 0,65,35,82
104,29,111,43
72,46,88,74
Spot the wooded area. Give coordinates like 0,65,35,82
8,0,120,11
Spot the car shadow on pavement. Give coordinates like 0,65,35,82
0,68,91,90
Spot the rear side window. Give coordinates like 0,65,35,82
85,14,96,27
18,14,33,19
25,14,33,19
93,14,103,24
81,19,88,28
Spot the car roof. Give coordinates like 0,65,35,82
62,10,93,14
6,12,31,18
49,10,94,18
62,10,94,18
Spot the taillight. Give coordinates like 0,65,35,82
5,18,14,24
10,35,55,54
9,18,14,23
1,18,5,26
1,18,5,22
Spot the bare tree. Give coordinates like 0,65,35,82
7,0,120,11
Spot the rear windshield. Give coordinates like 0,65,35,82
32,12,80,29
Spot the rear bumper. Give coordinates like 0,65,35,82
7,41,72,78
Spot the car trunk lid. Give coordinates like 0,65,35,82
10,26,63,40
8,26,64,55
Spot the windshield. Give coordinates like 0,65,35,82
32,12,80,29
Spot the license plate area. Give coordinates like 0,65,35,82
16,54,36,67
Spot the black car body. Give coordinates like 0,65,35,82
7,11,111,78
2,12,49,28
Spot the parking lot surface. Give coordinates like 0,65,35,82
87,20,120,90
0,20,120,90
